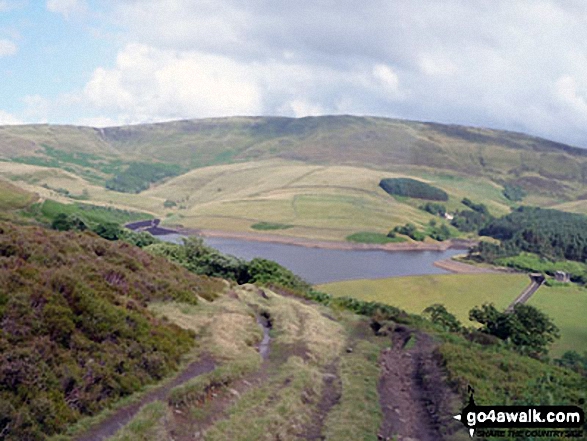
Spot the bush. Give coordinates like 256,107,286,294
51,213,88,232
419,202,447,216
92,222,122,241
461,198,490,215
468,303,559,356
394,223,426,241
423,304,462,332
379,178,448,201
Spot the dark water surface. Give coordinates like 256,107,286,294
157,234,462,284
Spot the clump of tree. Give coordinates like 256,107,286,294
145,237,311,292
426,219,452,241
392,223,426,241
469,303,559,356
419,202,447,216
379,178,448,201
555,351,587,376
448,198,493,233
503,183,527,202
106,162,182,193
479,206,587,262
51,213,88,232
461,197,490,215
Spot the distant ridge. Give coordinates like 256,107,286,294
1,115,587,190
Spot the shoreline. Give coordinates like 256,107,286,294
173,227,476,253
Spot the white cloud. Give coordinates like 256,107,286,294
46,0,87,19
83,44,262,122
0,110,22,125
372,64,400,95
76,116,120,128
20,0,587,146
418,53,458,77
79,42,412,123
0,39,17,57
281,100,325,118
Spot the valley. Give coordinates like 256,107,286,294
0,116,586,440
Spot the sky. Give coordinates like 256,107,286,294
2,1,587,147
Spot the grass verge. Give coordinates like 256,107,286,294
323,338,384,441
251,221,294,230
346,231,407,244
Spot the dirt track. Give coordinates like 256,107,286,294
378,327,460,441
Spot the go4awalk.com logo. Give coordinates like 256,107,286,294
453,387,585,438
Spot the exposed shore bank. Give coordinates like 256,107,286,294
175,227,476,252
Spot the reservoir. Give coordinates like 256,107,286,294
156,233,463,284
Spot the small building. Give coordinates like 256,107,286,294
444,212,454,220
554,271,570,283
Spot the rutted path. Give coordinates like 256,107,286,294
75,310,273,441
74,356,215,441
301,361,342,440
166,312,274,441
377,327,457,441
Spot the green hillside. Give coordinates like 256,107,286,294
3,116,587,240
2,116,587,194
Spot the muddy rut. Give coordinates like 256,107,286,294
378,327,458,441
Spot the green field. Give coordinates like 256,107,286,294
28,199,153,226
528,285,587,357
317,273,530,325
318,273,587,357
250,221,293,230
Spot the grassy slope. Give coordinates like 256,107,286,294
1,115,587,206
142,160,509,240
0,179,38,211
317,273,530,325
3,116,587,240
101,283,587,441
102,285,388,441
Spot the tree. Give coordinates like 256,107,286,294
51,213,88,232
423,304,462,332
469,303,559,356
92,222,121,241
51,213,72,231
